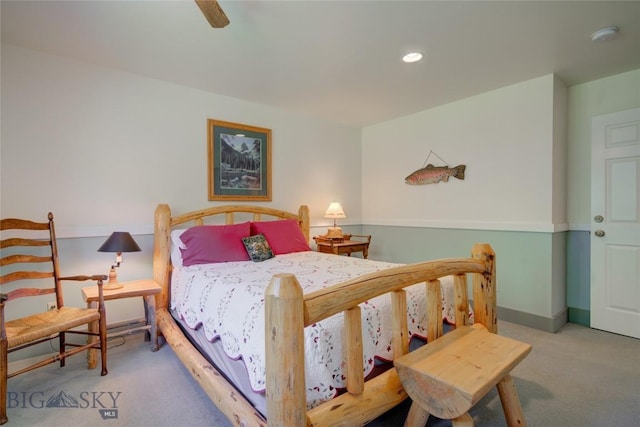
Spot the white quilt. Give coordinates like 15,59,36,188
171,251,470,408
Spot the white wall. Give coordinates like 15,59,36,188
0,44,362,345
361,74,566,233
0,44,363,237
361,74,568,330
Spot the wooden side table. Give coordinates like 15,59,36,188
82,279,161,369
313,234,372,259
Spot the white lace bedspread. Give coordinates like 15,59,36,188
171,251,470,408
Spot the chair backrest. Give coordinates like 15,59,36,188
0,212,65,308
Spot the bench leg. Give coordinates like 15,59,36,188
403,401,429,427
497,374,527,427
452,412,474,426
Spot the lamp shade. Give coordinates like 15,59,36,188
98,232,141,253
324,202,346,219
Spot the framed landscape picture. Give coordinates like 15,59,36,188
207,119,272,201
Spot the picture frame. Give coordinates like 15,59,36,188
207,119,272,201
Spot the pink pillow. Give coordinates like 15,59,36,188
180,222,251,266
250,219,310,255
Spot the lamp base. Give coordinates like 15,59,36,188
103,267,124,290
103,282,124,291
326,227,343,238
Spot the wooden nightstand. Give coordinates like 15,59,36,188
313,234,372,259
82,279,161,368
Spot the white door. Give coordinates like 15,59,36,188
591,107,640,339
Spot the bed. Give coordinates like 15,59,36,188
152,203,497,426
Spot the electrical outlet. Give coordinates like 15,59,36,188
46,302,57,311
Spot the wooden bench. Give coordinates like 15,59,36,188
395,323,532,426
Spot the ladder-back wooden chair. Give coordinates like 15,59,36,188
0,213,108,425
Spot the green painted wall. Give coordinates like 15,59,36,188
362,225,567,332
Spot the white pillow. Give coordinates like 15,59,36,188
170,229,187,267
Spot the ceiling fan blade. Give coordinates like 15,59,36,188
195,0,230,28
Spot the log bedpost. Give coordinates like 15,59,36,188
298,205,310,242
153,204,172,311
471,243,497,333
265,273,307,427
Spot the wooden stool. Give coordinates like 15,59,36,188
394,323,531,427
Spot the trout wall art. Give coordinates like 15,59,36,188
404,151,466,185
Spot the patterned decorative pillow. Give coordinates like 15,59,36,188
242,234,274,262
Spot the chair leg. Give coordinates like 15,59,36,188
99,313,108,376
403,401,430,427
86,302,98,370
496,374,527,427
86,319,98,369
59,332,66,367
1,336,8,425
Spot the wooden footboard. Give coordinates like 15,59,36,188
152,203,496,427
265,244,495,426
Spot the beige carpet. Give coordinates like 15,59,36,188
6,320,640,426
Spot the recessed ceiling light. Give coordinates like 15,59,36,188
591,26,619,42
403,52,423,63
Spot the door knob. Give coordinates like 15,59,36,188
594,215,604,223
594,230,605,237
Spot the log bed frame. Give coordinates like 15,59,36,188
152,203,497,427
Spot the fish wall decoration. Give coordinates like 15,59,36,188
405,151,466,185
405,164,466,185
